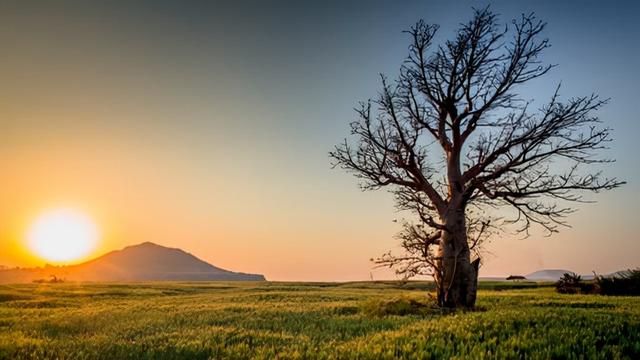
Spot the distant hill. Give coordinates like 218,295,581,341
525,269,602,281
0,242,265,283
525,269,572,281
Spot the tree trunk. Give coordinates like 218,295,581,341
435,207,480,309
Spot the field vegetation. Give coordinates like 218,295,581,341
0,281,639,359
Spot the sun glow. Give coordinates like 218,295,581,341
27,208,99,262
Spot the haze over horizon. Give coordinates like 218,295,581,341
1,0,639,281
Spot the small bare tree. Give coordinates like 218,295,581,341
331,8,623,308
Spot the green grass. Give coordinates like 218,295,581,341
0,281,638,359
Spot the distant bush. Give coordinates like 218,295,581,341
506,275,527,281
596,269,640,296
33,275,65,284
555,272,597,294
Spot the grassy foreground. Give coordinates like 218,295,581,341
0,281,639,359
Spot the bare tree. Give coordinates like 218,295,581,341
330,8,623,309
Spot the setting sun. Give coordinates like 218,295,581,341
27,208,99,263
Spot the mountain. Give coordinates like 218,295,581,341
0,242,265,283
525,269,572,281
607,270,633,278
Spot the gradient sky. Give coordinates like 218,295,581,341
1,0,638,280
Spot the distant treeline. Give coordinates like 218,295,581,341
556,269,640,296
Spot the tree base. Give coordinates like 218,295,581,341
437,258,480,309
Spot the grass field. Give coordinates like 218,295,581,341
0,281,639,359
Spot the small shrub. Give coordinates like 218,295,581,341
555,272,597,294
361,297,436,317
556,272,582,294
33,275,65,284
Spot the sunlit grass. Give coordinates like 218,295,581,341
0,281,638,359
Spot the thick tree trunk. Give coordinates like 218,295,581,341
435,207,479,309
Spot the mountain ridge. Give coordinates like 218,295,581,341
525,269,573,281
0,242,265,283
